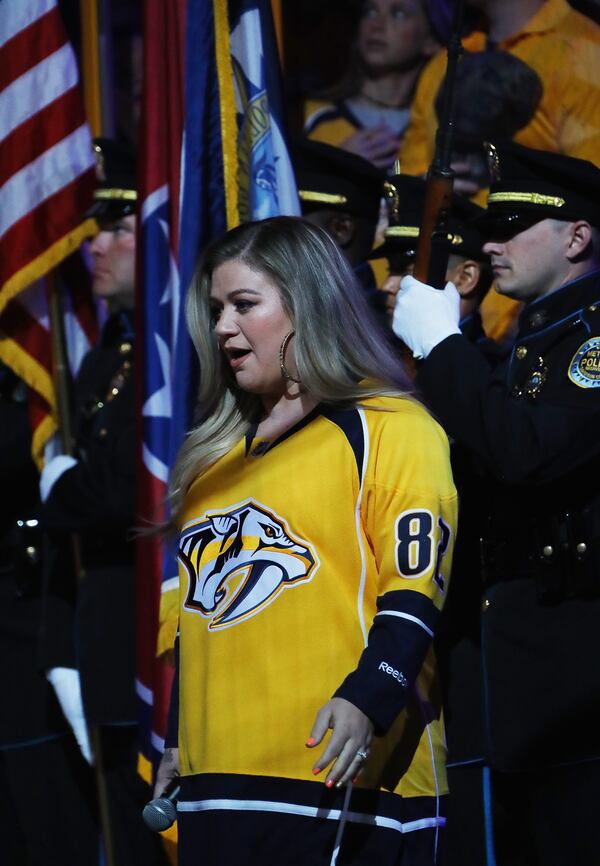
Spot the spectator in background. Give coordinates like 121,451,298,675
398,0,600,341
401,0,600,182
303,0,442,170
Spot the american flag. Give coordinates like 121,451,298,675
136,0,299,772
0,0,98,463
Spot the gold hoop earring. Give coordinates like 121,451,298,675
279,330,301,384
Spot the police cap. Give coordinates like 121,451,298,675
86,138,137,221
370,172,487,264
479,141,600,237
292,139,384,227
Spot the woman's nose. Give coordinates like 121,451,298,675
214,307,238,337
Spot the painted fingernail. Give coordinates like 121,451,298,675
335,780,343,789
325,779,335,789
306,737,316,747
352,776,359,784
312,767,321,776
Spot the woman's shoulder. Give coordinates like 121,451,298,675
361,394,449,448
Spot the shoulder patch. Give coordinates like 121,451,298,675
568,338,600,388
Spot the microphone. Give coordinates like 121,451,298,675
142,776,181,832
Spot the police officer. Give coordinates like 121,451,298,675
291,138,386,323
391,141,600,865
0,363,99,865
373,171,504,863
371,171,495,348
39,139,167,866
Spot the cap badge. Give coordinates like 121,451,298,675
383,180,401,224
485,142,501,183
93,142,106,182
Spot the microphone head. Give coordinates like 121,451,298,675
142,797,177,832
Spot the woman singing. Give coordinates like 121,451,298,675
156,216,457,865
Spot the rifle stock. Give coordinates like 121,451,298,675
413,0,465,288
413,170,453,285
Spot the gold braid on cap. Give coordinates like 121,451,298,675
487,192,565,207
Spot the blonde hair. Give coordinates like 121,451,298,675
169,216,414,521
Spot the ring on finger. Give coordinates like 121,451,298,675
355,749,369,762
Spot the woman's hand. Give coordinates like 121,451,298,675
153,746,180,798
341,125,401,170
306,698,374,788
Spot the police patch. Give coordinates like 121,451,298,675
568,338,600,388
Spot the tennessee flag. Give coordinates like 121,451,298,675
136,0,299,776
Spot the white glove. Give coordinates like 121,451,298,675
392,275,461,360
40,455,78,503
46,667,94,765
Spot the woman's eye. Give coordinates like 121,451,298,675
236,300,255,313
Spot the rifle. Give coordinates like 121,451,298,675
413,0,466,288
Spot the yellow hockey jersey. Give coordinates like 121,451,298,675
176,395,457,817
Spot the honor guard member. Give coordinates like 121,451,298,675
373,171,503,864
392,141,600,866
372,171,495,349
292,138,387,324
0,364,98,865
39,139,168,866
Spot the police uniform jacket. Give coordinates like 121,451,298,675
430,313,508,766
0,371,67,746
40,312,137,726
416,269,600,771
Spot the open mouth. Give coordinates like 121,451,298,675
226,347,251,367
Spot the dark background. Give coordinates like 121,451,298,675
57,0,600,146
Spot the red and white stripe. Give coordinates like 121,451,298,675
0,0,98,464
0,0,96,313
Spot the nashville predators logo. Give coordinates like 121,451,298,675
178,500,319,630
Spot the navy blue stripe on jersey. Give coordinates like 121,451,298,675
245,405,323,457
178,774,445,865
322,406,365,483
377,590,441,638
335,599,435,735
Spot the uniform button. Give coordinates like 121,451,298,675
589,305,597,312
482,598,491,612
119,342,132,354
99,428,108,439
576,542,587,555
515,346,527,360
542,545,554,558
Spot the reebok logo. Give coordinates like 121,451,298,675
378,661,408,687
